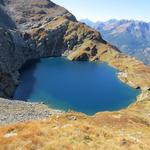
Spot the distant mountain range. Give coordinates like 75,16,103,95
80,19,150,65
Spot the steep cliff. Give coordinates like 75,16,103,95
0,1,16,29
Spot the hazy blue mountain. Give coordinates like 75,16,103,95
80,19,95,27
80,19,150,65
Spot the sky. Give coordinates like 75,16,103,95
52,0,150,22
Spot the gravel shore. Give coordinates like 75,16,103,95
0,98,64,125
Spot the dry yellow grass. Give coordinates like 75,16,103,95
0,98,150,150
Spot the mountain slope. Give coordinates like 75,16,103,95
0,0,106,98
81,19,150,65
0,98,150,150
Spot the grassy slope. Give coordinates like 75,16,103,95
0,99,150,150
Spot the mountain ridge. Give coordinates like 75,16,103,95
80,19,150,65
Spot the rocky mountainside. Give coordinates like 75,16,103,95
0,0,150,149
0,0,107,98
81,19,150,65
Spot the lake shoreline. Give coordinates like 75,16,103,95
0,58,148,125
13,57,140,115
0,56,141,125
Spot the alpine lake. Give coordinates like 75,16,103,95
14,57,140,115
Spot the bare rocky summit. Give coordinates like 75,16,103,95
0,0,150,149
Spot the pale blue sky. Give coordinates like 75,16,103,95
52,0,150,22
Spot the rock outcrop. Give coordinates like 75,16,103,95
0,0,75,97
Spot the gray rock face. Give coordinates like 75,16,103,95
0,4,16,29
0,28,27,97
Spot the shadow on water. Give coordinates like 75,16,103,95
13,59,40,101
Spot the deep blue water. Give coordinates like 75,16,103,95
13,57,140,115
